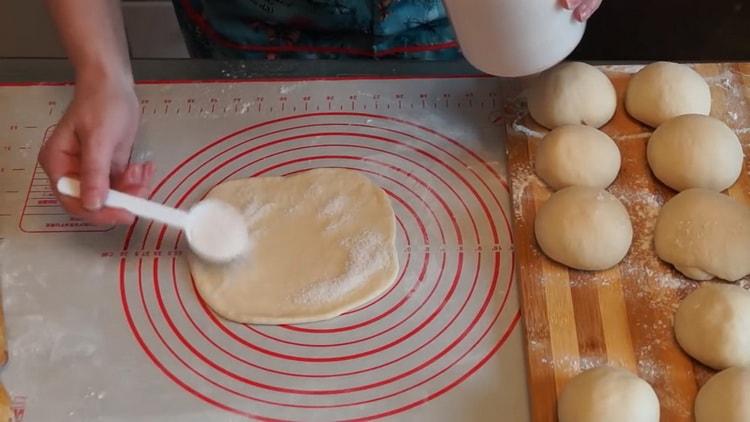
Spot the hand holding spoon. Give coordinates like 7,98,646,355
56,177,249,263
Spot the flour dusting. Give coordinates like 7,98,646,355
511,118,545,139
510,161,544,217
510,63,750,420
243,200,276,226
597,64,645,74
293,231,389,305
614,132,652,140
320,196,348,217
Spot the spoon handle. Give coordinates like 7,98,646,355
56,176,189,229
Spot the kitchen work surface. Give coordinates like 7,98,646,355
507,63,750,422
0,74,528,421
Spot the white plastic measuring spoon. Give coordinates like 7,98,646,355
56,176,249,263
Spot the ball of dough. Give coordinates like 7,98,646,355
674,283,750,369
654,189,750,281
558,366,660,422
647,114,743,192
527,61,617,129
536,125,621,190
625,61,711,127
535,186,632,270
695,367,750,422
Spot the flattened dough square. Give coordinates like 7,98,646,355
187,168,399,324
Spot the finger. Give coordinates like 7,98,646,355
113,162,154,198
79,131,117,211
143,161,155,186
574,4,591,21
38,122,79,179
38,124,89,218
111,147,129,177
69,162,155,226
111,132,137,177
39,119,135,225
56,195,135,225
561,0,583,10
86,163,156,225
575,0,601,20
131,161,156,198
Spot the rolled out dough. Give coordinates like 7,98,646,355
187,168,399,324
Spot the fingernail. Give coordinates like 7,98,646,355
83,195,103,211
143,162,155,182
130,165,143,183
563,0,582,10
576,4,591,20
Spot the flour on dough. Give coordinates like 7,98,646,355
527,61,617,129
535,124,621,190
187,168,399,324
625,61,711,127
535,186,632,271
647,114,743,192
654,189,750,281
674,283,750,370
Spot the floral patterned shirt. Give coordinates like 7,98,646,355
172,0,461,59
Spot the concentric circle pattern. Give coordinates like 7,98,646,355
119,113,518,420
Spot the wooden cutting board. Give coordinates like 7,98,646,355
506,63,750,422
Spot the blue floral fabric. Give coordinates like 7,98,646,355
172,0,461,59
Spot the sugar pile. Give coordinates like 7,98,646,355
187,200,251,263
294,231,389,305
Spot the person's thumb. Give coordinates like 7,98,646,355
80,134,116,211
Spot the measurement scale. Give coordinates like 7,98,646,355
0,76,527,421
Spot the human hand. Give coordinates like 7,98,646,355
561,0,602,21
39,74,154,225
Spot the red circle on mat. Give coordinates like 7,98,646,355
159,142,485,365
119,113,516,419
155,153,471,378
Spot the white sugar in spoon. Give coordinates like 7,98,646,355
56,176,249,263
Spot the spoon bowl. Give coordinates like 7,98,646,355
185,199,250,263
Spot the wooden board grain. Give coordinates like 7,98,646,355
506,63,750,422
0,383,9,422
0,288,6,367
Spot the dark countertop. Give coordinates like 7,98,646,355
572,0,750,61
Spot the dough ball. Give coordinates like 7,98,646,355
535,186,632,270
187,169,399,324
647,114,743,192
558,366,660,422
654,189,750,281
625,61,711,127
674,283,750,369
535,125,621,190
527,61,617,129
695,367,750,422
